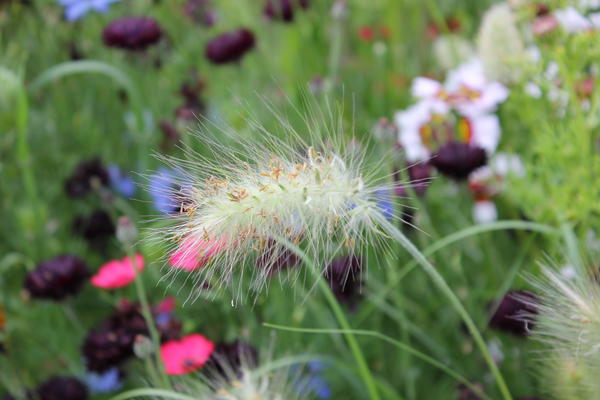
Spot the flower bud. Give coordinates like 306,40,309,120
133,334,153,359
264,0,310,22
103,17,162,51
24,255,90,301
205,29,255,64
116,216,138,245
431,142,487,180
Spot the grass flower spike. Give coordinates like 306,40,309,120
529,264,600,398
156,113,396,297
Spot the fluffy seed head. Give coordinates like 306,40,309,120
150,104,400,299
477,2,525,83
529,263,600,396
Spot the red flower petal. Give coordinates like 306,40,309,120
169,235,227,272
161,334,215,375
91,254,144,289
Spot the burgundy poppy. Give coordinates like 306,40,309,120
24,255,90,301
103,16,162,51
430,141,487,180
264,0,309,22
489,290,538,336
65,158,109,198
36,376,88,400
205,29,255,64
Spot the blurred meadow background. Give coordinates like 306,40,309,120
1,0,600,399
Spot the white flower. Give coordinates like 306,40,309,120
469,113,501,154
554,7,593,33
525,82,543,98
473,200,498,224
394,100,444,162
395,102,500,163
490,153,525,177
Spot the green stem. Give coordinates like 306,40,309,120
127,251,171,390
110,389,197,400
357,220,555,325
276,237,381,400
328,9,345,86
16,84,43,253
29,61,148,170
264,323,493,400
375,215,512,400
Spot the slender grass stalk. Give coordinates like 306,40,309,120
263,323,493,400
28,60,148,169
126,251,171,390
275,237,381,400
15,83,43,255
358,220,556,325
374,214,512,400
560,223,584,273
328,5,345,85
110,389,197,400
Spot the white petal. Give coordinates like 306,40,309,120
470,114,501,154
473,200,498,224
411,77,443,99
555,7,592,33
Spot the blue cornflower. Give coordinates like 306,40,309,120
294,360,332,399
149,168,185,214
374,189,394,220
57,0,122,22
108,165,135,198
85,367,122,394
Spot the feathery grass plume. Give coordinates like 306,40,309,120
197,355,315,400
477,2,525,83
529,263,600,399
149,99,409,300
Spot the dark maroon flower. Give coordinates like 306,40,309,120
103,17,162,51
37,376,88,400
82,301,148,372
325,255,363,310
83,301,181,372
205,29,255,64
180,71,205,104
175,102,205,121
430,141,487,180
65,158,109,198
489,290,538,336
183,0,217,26
24,255,90,301
457,383,484,400
395,161,432,197
159,120,180,151
73,210,115,245
206,340,258,379
264,0,309,22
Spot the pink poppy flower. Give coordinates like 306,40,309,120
169,235,227,272
160,334,215,375
91,254,144,289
